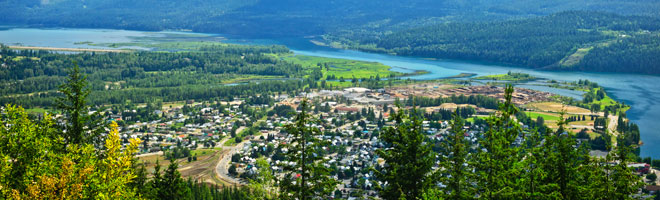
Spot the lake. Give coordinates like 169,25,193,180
1,28,659,158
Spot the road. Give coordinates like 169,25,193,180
214,125,276,186
214,135,248,186
214,126,247,186
136,151,163,158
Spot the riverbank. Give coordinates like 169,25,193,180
8,45,132,53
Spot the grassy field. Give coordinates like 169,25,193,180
223,138,237,146
526,102,591,114
162,101,186,109
10,56,41,62
591,88,619,109
474,72,536,81
24,107,58,114
219,75,284,84
271,54,404,79
90,40,228,51
560,47,593,67
466,116,488,123
526,111,561,121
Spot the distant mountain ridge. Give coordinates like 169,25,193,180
2,0,660,37
324,11,660,74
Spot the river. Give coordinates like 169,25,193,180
1,28,658,158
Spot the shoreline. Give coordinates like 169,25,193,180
8,45,132,53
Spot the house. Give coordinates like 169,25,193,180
645,185,660,194
336,107,359,114
628,163,651,174
344,87,371,93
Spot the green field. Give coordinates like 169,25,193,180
466,116,487,123
526,111,561,121
560,47,593,67
591,88,617,108
25,107,55,114
588,87,629,113
191,148,218,156
474,72,536,81
224,138,237,146
272,54,404,79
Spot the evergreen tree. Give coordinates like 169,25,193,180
473,84,523,199
374,105,438,200
56,62,103,146
518,128,548,199
161,160,191,200
536,113,591,199
279,99,339,200
438,112,474,199
130,163,151,199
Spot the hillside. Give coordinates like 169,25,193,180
2,0,660,37
325,11,660,74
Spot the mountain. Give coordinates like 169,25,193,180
324,11,660,74
2,0,660,37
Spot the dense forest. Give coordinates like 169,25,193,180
0,44,307,108
325,11,660,74
2,0,660,37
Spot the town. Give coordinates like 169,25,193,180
101,82,658,199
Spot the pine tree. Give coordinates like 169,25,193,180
374,105,437,200
279,99,338,200
536,112,591,199
473,84,523,199
130,163,151,198
519,128,548,199
152,159,191,200
57,62,103,146
438,112,474,199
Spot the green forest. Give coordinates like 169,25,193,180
2,0,660,37
0,44,302,108
325,11,660,74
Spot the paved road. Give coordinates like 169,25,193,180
214,126,247,186
214,126,276,186
215,127,282,186
215,138,248,185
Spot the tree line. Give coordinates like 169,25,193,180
327,11,660,74
0,44,309,108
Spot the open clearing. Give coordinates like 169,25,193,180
525,111,561,121
272,54,403,79
526,102,591,115
560,47,593,67
138,147,231,186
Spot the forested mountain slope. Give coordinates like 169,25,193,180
2,0,660,37
325,11,660,74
